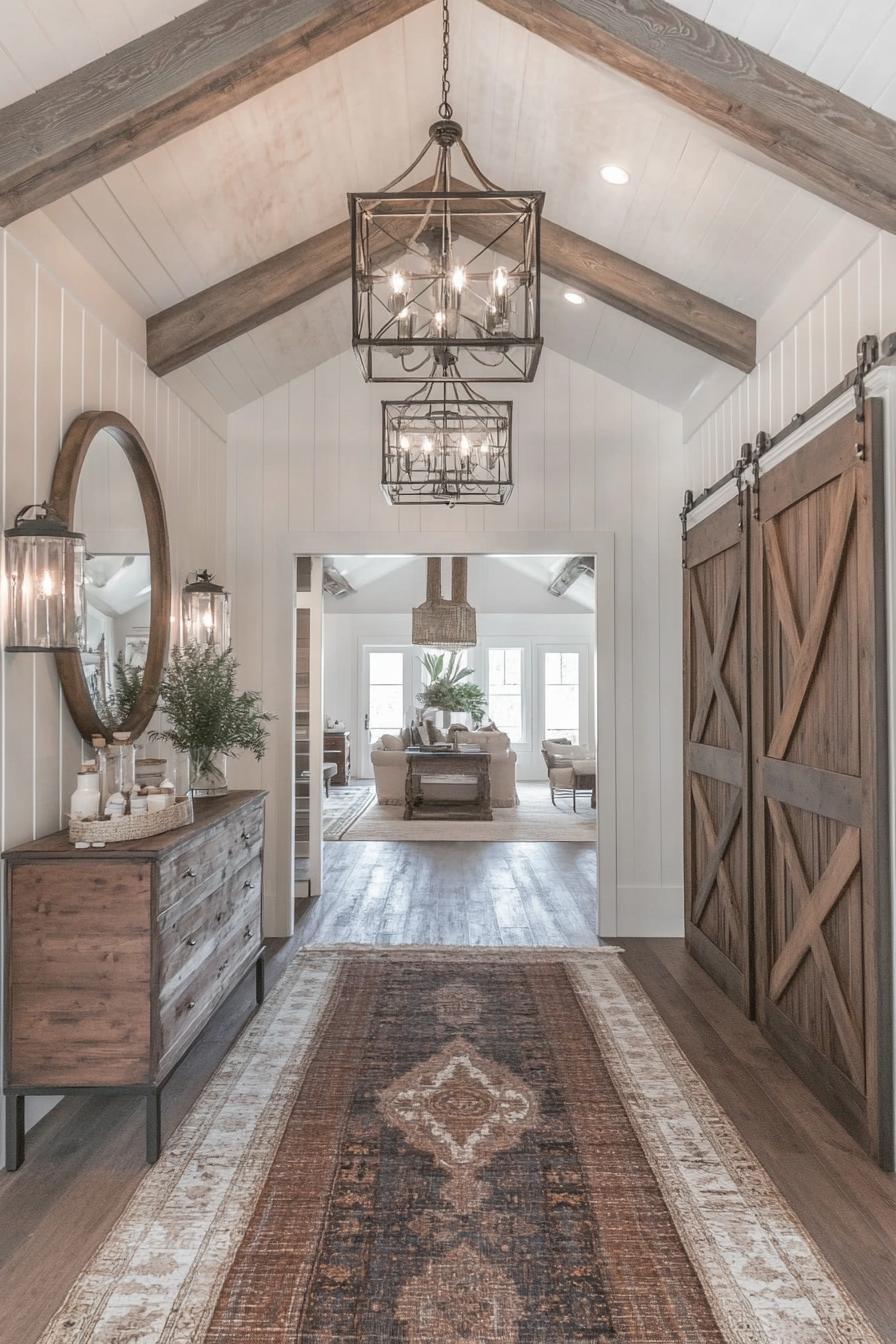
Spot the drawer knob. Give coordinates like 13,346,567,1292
186,937,197,947
240,830,249,843
243,880,254,890
215,912,223,923
184,866,197,879
187,999,196,1010
243,926,253,939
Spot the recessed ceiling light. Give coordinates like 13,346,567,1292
564,290,586,306
600,164,630,185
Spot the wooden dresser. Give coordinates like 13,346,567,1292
3,790,266,1169
324,730,351,785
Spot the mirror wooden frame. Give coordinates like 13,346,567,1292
49,411,172,742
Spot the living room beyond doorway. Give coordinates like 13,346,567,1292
296,553,600,941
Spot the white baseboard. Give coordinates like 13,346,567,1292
614,885,684,937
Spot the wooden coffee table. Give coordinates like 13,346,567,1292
403,749,492,821
572,762,596,811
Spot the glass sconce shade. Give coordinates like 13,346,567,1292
3,505,86,652
382,384,513,506
181,570,231,651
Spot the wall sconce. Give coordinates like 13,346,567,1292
181,570,231,651
3,504,86,652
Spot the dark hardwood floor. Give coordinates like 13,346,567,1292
1,842,894,1342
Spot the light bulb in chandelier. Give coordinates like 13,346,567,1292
388,270,409,313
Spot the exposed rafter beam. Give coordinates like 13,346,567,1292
148,182,755,376
0,0,427,227
479,0,896,233
452,183,755,372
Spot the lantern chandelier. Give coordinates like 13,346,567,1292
349,0,543,384
382,378,512,507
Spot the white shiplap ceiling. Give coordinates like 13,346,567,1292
1,0,889,413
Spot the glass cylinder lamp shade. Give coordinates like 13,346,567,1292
3,506,86,652
350,123,543,384
382,386,513,506
181,570,231,652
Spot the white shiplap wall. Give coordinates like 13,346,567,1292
686,232,896,489
0,226,226,1159
227,346,686,939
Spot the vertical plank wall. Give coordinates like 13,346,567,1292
0,229,227,1158
227,347,686,938
686,233,896,489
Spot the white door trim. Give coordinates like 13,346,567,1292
280,532,615,938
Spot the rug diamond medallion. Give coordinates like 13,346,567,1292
379,1036,537,1178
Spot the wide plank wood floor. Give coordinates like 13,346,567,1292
2,842,894,1342
297,840,600,946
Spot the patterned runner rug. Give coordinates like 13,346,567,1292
42,947,880,1343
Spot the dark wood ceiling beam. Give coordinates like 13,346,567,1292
0,0,428,227
480,0,896,233
453,186,755,371
147,184,756,376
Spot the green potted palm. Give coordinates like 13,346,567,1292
151,643,274,796
417,651,488,729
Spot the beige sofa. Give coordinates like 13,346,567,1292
370,730,518,807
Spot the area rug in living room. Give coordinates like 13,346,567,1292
41,947,879,1343
337,780,596,842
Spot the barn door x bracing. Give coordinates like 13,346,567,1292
684,496,753,1014
752,402,892,1165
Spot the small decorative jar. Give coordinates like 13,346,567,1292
70,764,100,820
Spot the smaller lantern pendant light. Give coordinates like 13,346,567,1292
3,503,87,652
182,570,231,652
412,556,476,650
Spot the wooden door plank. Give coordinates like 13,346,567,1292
690,776,741,928
767,470,856,760
690,571,741,748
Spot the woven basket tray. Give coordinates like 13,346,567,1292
68,796,194,845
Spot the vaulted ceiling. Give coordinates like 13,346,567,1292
1,0,893,415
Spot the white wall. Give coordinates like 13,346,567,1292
685,231,896,490
324,611,595,781
0,227,227,1163
227,346,686,939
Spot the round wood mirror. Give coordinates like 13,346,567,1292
50,411,171,742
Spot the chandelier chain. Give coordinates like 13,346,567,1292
439,0,452,119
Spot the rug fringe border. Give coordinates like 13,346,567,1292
297,942,623,957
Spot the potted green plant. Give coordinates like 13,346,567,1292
151,643,274,796
417,651,488,728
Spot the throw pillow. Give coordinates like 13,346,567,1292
381,733,404,751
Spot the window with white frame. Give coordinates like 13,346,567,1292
487,646,524,741
543,650,582,743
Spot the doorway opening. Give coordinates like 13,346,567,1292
294,552,605,946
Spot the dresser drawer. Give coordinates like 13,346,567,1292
157,800,264,912
158,856,261,1002
157,878,262,1077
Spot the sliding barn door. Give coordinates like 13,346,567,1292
752,403,892,1164
684,497,752,1014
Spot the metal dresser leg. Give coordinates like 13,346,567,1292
5,1094,24,1172
146,1091,162,1164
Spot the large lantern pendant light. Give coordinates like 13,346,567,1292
350,0,543,384
3,504,87,652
